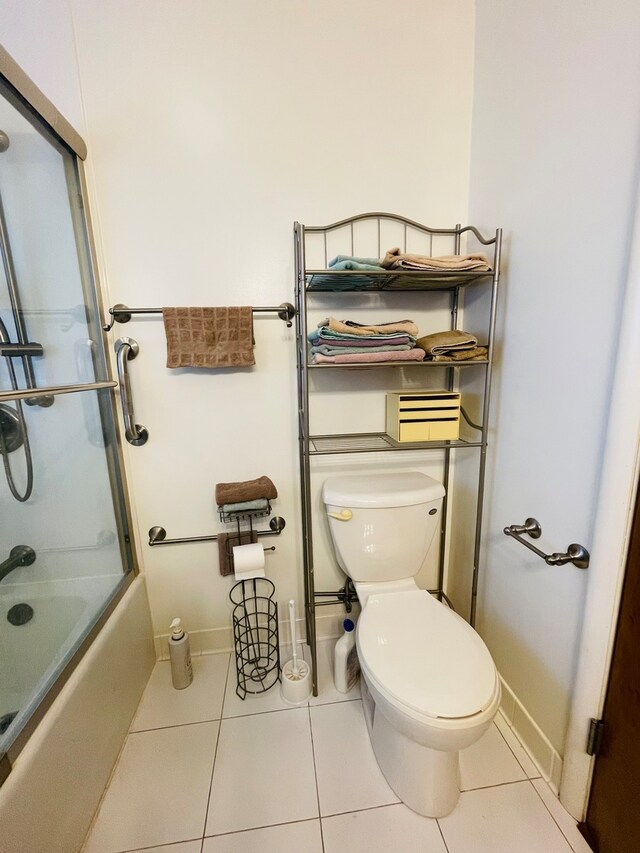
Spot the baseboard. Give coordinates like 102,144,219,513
499,675,563,793
154,610,349,660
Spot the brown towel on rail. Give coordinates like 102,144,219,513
415,330,478,356
218,530,258,576
215,475,278,506
381,249,492,272
162,307,255,368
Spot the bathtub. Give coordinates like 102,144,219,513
0,574,155,853
0,574,123,750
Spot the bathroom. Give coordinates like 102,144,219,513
1,1,640,851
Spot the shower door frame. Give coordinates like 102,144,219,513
0,46,139,781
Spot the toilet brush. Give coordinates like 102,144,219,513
281,599,311,703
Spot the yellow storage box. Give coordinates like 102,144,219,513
385,391,461,442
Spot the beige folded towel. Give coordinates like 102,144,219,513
381,249,492,272
431,346,488,362
215,476,278,506
416,330,478,356
320,317,419,337
218,530,258,577
162,307,255,369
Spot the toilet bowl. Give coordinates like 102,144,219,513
322,472,500,817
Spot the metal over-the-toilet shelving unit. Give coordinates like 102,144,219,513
294,213,502,696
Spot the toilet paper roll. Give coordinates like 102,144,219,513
232,542,266,580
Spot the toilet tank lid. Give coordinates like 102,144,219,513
322,472,445,508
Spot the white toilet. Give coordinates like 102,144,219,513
322,471,500,818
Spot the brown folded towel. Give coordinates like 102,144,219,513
218,530,258,576
431,346,488,362
416,330,478,356
162,307,255,369
381,249,492,272
320,317,419,337
215,475,278,506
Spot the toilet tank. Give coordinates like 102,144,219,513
322,473,445,584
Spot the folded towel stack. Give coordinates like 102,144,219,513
415,330,488,362
309,317,425,365
381,249,492,272
307,250,493,291
215,476,278,508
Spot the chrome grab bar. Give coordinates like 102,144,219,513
503,517,590,569
148,516,286,546
114,337,148,446
0,380,116,403
0,545,36,582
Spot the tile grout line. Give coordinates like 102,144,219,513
201,817,321,841
308,704,326,853
219,695,360,722
529,779,584,853
435,816,452,853
199,652,233,845
118,838,202,853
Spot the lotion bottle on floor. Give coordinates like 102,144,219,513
169,618,193,689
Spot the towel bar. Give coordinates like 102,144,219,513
503,517,589,569
103,303,296,332
148,515,286,546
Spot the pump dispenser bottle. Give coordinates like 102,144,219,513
168,618,193,689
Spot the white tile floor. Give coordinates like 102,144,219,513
82,643,592,853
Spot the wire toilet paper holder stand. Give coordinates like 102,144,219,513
229,575,281,699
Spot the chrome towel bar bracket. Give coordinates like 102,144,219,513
103,302,296,332
503,517,590,569
114,337,148,446
148,515,286,546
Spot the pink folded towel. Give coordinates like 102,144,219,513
313,349,426,364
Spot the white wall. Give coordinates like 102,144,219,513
68,0,477,646
0,0,85,135
468,0,640,754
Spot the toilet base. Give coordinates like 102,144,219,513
361,679,460,818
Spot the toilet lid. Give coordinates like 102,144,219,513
357,590,497,719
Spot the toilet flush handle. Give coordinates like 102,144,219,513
327,509,353,521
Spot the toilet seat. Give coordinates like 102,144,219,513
357,589,497,720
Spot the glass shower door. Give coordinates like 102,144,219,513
0,74,135,763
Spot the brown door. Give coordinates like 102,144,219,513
581,485,640,852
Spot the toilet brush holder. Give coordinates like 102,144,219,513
280,599,311,704
281,657,311,704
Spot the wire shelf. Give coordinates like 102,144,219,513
218,501,272,524
305,269,492,292
309,433,484,455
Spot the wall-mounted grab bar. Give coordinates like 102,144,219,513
148,515,286,546
103,302,296,332
503,517,590,569
114,337,148,446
